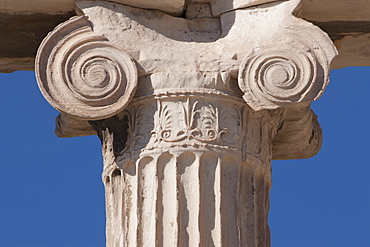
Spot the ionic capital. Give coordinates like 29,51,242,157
36,0,337,121
34,0,338,164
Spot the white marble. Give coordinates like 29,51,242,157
35,0,337,246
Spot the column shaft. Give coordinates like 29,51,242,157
92,93,279,247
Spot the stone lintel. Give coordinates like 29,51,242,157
1,0,370,71
0,12,75,73
311,21,370,69
97,0,186,16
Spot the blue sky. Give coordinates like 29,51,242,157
0,67,369,246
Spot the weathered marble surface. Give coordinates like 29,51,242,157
34,1,336,246
35,0,336,159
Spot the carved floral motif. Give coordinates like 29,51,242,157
119,95,245,154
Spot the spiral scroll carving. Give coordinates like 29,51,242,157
36,16,138,120
238,39,330,111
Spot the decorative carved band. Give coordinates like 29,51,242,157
116,93,246,161
36,16,138,120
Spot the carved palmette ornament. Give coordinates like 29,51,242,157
238,30,337,111
36,16,138,120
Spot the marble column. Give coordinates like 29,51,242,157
35,0,337,246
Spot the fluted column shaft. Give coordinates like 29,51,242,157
91,90,283,247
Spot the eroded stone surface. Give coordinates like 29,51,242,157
106,0,185,16
76,0,335,111
300,0,370,22
186,3,213,19
33,1,337,246
210,0,280,16
38,0,337,159
0,0,74,14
